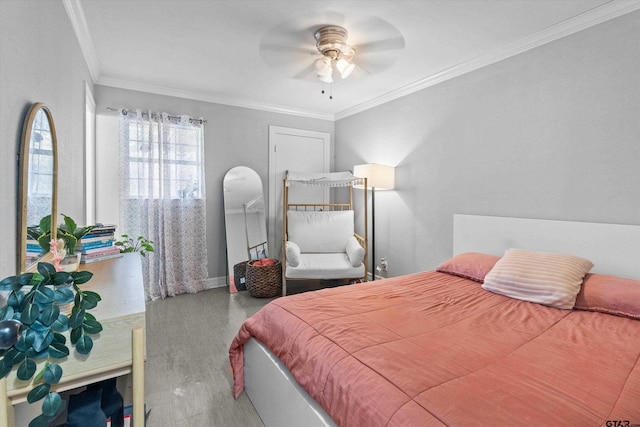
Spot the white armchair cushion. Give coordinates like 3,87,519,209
287,210,354,253
286,253,365,279
345,236,364,267
285,241,300,267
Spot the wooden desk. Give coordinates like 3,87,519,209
0,253,146,426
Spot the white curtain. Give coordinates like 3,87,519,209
119,109,208,300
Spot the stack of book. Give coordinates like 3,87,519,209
25,238,44,264
79,224,122,264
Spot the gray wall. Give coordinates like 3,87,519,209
2,1,638,284
94,85,334,279
0,1,91,277
335,11,640,277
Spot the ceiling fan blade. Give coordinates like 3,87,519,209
293,63,315,80
259,41,318,71
260,44,316,55
350,63,372,78
258,18,318,73
353,52,400,74
353,37,405,54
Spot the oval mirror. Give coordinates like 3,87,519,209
18,103,58,273
223,166,267,292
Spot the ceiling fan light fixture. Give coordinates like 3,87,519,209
314,25,356,82
314,57,332,76
318,73,333,84
336,58,355,79
315,26,350,53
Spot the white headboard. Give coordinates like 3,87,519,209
453,214,640,279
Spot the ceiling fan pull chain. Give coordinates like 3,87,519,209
330,82,333,100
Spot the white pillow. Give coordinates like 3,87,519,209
285,241,300,267
287,210,354,253
482,248,594,310
345,236,364,267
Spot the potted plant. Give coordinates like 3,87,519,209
0,262,102,427
115,234,155,257
56,214,96,256
26,215,54,254
27,214,96,271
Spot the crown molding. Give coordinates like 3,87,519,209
63,0,329,119
64,0,639,123
335,0,640,120
62,0,100,82
96,76,335,121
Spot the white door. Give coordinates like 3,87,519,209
268,126,330,259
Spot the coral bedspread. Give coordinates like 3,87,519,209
229,271,640,426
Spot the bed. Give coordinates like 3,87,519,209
229,215,640,426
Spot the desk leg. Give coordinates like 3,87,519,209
132,326,145,425
0,376,14,427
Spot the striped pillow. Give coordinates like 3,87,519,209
482,249,594,309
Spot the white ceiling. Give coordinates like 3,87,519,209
68,0,639,120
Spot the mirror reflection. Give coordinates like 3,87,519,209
18,103,58,273
223,166,267,292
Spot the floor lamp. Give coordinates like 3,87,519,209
353,163,395,280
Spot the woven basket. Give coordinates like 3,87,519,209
246,260,282,298
233,261,248,291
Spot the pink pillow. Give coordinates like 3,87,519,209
436,252,501,283
482,249,593,310
574,273,640,320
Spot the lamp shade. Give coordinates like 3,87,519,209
353,163,395,190
317,73,333,83
336,58,355,79
314,57,332,76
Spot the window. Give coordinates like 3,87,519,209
119,109,209,300
28,109,55,197
122,113,204,200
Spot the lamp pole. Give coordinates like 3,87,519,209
353,163,395,282
371,186,376,281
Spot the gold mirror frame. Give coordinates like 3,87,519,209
18,102,58,273
223,166,268,290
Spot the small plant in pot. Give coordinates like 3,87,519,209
56,214,96,256
115,234,155,257
26,215,54,253
28,214,96,272
0,262,102,427
27,214,96,255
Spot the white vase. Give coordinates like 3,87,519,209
60,253,81,272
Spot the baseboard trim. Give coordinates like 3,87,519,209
203,276,227,290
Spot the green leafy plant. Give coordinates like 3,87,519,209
26,215,53,253
27,214,96,255
115,234,155,257
0,262,102,427
57,214,96,255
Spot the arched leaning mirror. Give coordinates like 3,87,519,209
223,166,267,292
18,103,58,273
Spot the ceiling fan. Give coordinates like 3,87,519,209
313,25,356,83
259,13,405,94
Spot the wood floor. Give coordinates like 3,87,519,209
144,287,273,427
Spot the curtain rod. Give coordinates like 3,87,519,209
106,107,206,124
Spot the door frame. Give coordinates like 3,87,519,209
268,126,331,258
